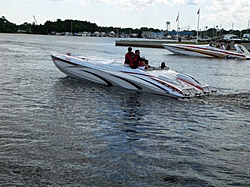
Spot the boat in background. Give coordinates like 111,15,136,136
162,43,250,60
51,53,216,99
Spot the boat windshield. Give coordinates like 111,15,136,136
235,45,250,54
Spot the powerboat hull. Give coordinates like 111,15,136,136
51,53,214,99
162,43,250,60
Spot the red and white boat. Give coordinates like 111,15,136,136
162,43,250,60
51,52,216,99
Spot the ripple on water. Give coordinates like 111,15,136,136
0,34,250,186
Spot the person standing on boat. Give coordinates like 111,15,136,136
124,47,134,67
221,43,226,50
226,43,231,50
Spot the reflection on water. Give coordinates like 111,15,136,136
0,33,250,186
120,92,145,120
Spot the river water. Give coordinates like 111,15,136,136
0,33,249,186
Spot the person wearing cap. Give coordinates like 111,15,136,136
124,47,134,67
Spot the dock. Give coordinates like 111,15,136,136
116,40,168,48
115,39,250,50
115,40,202,49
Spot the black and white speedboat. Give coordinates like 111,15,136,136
51,53,215,99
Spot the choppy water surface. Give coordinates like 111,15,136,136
0,33,250,186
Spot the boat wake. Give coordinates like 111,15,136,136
199,92,250,110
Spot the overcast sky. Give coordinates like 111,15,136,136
1,0,250,31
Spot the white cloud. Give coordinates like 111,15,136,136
154,0,203,6
203,0,250,29
51,0,74,1
78,0,154,9
47,0,250,29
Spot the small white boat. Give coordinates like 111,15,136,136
50,52,216,99
162,43,250,60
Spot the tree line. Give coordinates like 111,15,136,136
0,17,162,36
0,17,248,39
